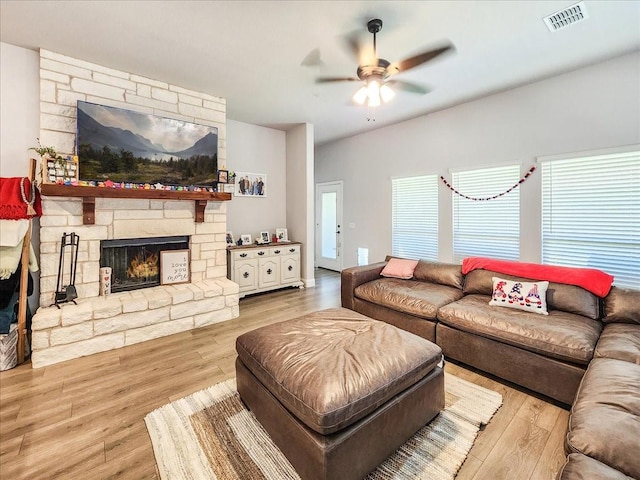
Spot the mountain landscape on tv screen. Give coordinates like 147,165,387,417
77,102,218,185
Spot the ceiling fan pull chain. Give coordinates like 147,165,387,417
367,106,376,122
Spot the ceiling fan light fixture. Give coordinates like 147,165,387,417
367,80,381,107
368,94,381,108
380,84,395,103
353,86,368,104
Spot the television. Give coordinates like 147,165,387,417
76,101,218,186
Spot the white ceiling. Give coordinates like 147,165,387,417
1,1,639,145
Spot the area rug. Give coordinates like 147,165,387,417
145,374,502,480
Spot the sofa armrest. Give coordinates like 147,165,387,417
341,262,386,310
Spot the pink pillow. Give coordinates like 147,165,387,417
381,258,419,279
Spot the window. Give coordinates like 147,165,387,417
541,148,639,289
452,165,520,262
391,175,438,260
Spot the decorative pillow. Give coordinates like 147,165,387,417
380,258,419,280
489,276,549,315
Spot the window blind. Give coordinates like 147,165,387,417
541,150,639,289
391,175,438,260
452,165,520,262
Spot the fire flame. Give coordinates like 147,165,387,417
127,252,159,279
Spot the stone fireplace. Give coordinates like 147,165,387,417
101,235,189,293
31,197,239,368
30,49,239,368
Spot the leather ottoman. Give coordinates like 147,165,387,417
235,307,445,480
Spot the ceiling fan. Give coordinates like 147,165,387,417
317,18,454,108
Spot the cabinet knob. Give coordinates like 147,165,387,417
243,272,249,278
258,251,265,256
288,265,293,271
289,248,295,253
274,250,280,254
267,268,272,275
240,253,247,258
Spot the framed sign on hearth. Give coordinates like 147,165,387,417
160,249,190,285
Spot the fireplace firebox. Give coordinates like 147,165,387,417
100,236,189,293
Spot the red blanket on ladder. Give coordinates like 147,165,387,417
0,177,42,220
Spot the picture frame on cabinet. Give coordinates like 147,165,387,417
260,231,270,244
276,228,288,242
240,234,252,246
226,232,234,245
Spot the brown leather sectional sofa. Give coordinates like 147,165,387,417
341,258,640,479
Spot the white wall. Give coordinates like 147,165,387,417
286,123,315,287
0,42,39,176
315,52,640,268
226,119,287,242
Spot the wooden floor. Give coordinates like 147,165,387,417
0,269,568,480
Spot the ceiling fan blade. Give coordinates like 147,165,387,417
387,80,430,95
342,30,362,61
316,77,360,83
390,44,454,74
340,30,376,66
301,48,325,67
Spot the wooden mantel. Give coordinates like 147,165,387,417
40,184,232,224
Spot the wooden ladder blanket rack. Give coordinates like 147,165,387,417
1,159,37,365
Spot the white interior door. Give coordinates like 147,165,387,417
316,181,343,271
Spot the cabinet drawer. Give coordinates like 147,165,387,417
255,248,269,258
232,250,256,260
270,247,285,256
283,245,300,255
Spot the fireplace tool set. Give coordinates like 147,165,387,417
54,232,79,307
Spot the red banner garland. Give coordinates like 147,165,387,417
440,166,536,201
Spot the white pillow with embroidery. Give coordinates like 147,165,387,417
489,277,549,315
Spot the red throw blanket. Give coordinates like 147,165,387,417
0,177,42,220
462,257,614,297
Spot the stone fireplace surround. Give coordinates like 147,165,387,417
31,197,239,368
31,49,239,368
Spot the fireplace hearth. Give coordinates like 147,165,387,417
101,236,189,293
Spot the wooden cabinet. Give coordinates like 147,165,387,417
228,242,303,297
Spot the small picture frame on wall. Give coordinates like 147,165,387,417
240,234,252,246
226,232,234,245
235,172,266,197
260,231,270,244
276,228,288,242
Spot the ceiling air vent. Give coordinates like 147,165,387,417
543,1,589,32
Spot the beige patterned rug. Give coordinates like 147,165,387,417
145,374,502,480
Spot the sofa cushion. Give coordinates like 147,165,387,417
437,295,602,364
559,453,634,480
567,358,640,479
355,278,464,320
604,286,640,324
380,258,419,279
464,269,600,320
235,308,443,435
489,276,549,315
413,260,464,289
594,323,640,364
